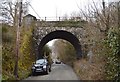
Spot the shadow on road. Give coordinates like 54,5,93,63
31,72,48,77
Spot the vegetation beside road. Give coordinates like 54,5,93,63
2,24,36,80
74,41,107,80
104,27,120,80
2,23,52,80
2,24,16,80
19,25,36,79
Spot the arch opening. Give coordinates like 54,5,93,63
38,30,82,59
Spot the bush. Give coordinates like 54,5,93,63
19,26,35,79
105,27,120,80
2,23,36,80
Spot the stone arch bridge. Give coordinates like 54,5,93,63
32,26,86,59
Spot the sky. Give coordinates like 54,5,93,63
28,0,109,20
47,39,57,47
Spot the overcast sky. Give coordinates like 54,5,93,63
28,0,109,20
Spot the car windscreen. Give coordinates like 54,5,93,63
36,59,47,64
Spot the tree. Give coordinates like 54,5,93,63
77,0,119,34
1,0,30,79
42,45,52,64
2,24,16,80
1,0,29,25
19,23,35,79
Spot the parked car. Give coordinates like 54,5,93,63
31,59,51,75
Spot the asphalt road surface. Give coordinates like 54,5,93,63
25,63,79,80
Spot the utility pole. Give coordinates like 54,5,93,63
14,0,22,79
102,0,105,17
102,0,109,33
56,7,57,21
